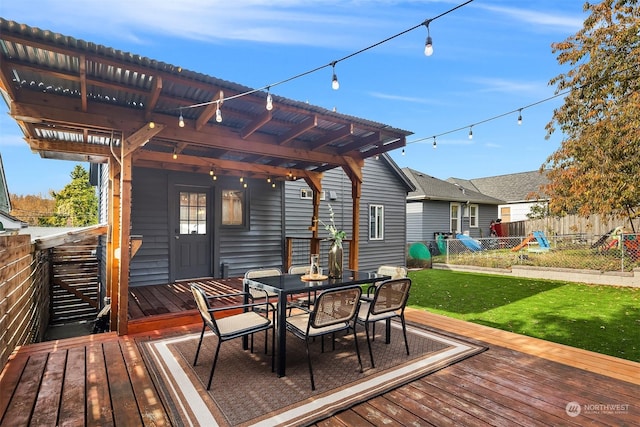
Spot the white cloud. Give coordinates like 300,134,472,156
368,91,448,105
477,4,583,32
465,77,549,96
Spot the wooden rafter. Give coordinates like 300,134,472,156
278,115,318,145
79,54,87,112
195,90,224,131
145,76,162,121
240,109,272,139
310,124,353,151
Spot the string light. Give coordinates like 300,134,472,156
331,62,340,90
215,104,222,123
402,148,405,155
266,87,273,111
424,21,433,56
432,137,437,149
405,61,640,149
272,182,276,188
178,110,185,128
239,176,244,182
168,1,473,118
266,177,271,183
149,121,155,129
172,148,178,160
243,182,248,188
468,126,473,140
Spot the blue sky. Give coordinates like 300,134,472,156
0,0,585,196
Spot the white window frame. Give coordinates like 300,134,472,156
300,188,326,200
450,203,461,234
468,204,479,228
369,204,384,240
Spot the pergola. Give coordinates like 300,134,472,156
0,19,411,334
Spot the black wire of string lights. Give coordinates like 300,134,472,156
405,62,640,151
175,0,475,115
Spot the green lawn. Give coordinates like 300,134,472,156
407,269,640,362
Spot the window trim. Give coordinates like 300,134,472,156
221,188,249,229
369,204,384,241
300,188,326,200
450,202,461,234
468,204,479,228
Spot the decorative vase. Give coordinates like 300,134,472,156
328,240,343,278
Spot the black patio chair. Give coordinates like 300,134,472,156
286,286,363,390
356,277,411,368
190,284,275,390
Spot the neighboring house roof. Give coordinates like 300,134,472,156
0,211,27,230
0,153,11,214
403,168,504,204
447,170,549,203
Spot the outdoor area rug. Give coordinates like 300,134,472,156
140,321,485,427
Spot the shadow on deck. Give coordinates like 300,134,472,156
127,277,245,334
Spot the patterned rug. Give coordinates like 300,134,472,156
141,321,485,426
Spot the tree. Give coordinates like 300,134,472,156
543,0,640,232
9,194,55,225
43,165,98,226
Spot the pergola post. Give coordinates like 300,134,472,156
342,159,363,271
108,159,120,332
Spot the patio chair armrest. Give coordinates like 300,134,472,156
206,291,252,301
208,301,276,315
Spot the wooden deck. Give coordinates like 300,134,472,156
1,281,639,426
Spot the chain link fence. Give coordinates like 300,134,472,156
414,232,640,272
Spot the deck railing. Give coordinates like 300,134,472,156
285,237,352,272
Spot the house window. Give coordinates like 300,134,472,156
179,191,207,234
450,203,461,234
369,205,384,240
469,204,478,228
300,189,326,200
222,189,246,226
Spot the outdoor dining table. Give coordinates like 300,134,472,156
243,269,391,377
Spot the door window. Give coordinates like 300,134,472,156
179,191,207,234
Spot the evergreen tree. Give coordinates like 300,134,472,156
44,165,98,226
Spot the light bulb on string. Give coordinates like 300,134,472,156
215,105,223,123
239,176,244,183
331,62,340,90
402,148,405,155
172,148,178,160
271,182,276,188
266,88,273,111
149,121,155,129
432,136,437,149
178,110,185,128
517,109,523,125
424,22,433,56
468,127,473,140
266,177,271,183
243,182,248,188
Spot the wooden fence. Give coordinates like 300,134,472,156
508,214,636,237
0,235,50,371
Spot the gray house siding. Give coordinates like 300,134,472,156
124,167,283,286
284,157,409,272
218,182,284,278
358,158,408,271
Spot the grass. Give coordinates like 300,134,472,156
406,269,640,362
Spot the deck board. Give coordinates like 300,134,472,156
1,278,639,427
